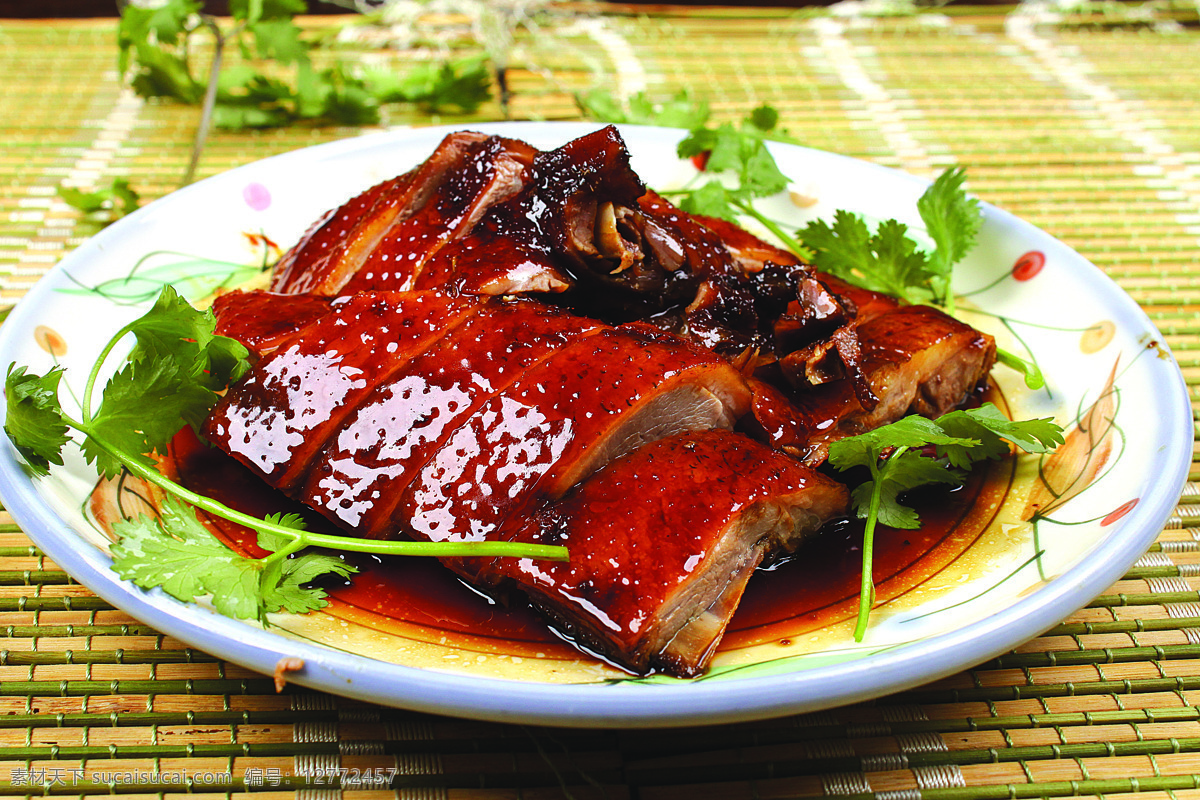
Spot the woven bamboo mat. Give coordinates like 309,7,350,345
3,4,1200,798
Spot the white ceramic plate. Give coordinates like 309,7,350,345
0,122,1190,727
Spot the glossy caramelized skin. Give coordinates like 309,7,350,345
300,298,606,537
412,125,646,296
395,324,751,545
788,304,996,463
268,173,412,296
206,289,752,547
342,136,540,294
202,291,478,491
270,132,488,296
477,430,849,676
211,290,332,358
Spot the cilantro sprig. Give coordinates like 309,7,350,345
4,287,567,623
118,0,494,186
58,179,141,226
801,167,980,313
800,169,1044,388
827,404,1064,641
577,91,808,250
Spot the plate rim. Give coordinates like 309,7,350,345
0,121,1190,728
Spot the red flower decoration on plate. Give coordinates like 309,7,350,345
1102,498,1139,526
1012,251,1045,281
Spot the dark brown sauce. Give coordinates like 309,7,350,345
169,425,1008,658
725,463,1005,647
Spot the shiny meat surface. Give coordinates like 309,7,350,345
206,289,752,548
211,290,332,358
394,324,752,545
270,132,488,296
342,136,540,294
790,304,997,463
203,291,478,490
479,430,850,676
301,298,606,537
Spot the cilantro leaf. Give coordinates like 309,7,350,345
678,181,737,220
747,104,779,132
917,167,982,308
58,179,140,223
111,496,262,618
934,404,1063,469
123,285,251,392
826,414,975,471
111,496,358,622
293,64,380,127
365,57,493,113
229,0,307,22
698,122,745,174
81,358,216,477
3,365,70,477
575,88,710,129
801,167,983,310
245,18,308,66
117,0,201,75
126,291,249,397
213,100,294,130
740,139,789,198
128,43,204,104
801,211,935,304
828,404,1064,641
262,549,356,616
674,114,792,223
77,285,250,476
853,450,963,530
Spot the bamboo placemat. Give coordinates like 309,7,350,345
3,5,1200,798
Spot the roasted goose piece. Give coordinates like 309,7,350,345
268,171,417,296
473,430,849,676
203,291,479,492
270,131,519,296
411,125,649,297
392,323,751,544
302,298,607,537
340,135,540,294
781,304,996,464
205,290,752,543
211,290,332,359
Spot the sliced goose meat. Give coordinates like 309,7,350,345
270,132,488,296
341,135,540,294
478,430,850,677
789,304,996,464
211,290,332,359
300,298,606,537
412,125,645,297
202,291,479,491
393,324,752,547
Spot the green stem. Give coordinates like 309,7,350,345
730,198,814,261
941,280,956,316
182,15,226,188
854,447,906,642
259,537,306,566
81,319,141,425
62,415,569,563
996,344,1045,390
